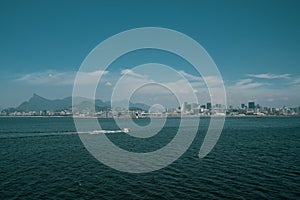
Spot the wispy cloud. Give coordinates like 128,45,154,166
75,70,108,85
16,70,75,85
120,69,147,79
14,69,300,107
105,81,112,86
247,73,290,79
290,77,300,85
178,70,202,81
235,78,252,86
225,74,300,107
232,78,264,89
178,70,224,87
112,69,201,105
16,70,108,85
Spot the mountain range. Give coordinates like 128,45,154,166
2,94,150,112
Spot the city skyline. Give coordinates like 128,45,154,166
1,92,298,112
2,93,299,117
1,1,300,108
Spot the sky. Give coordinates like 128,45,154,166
0,0,300,109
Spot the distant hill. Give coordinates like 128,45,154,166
14,94,149,112
129,102,150,111
111,100,150,111
17,94,72,112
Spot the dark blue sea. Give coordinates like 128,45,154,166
0,117,299,199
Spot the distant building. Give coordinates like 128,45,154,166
248,102,255,109
185,104,191,112
206,102,212,110
241,103,246,109
181,102,188,113
216,104,222,108
191,103,198,110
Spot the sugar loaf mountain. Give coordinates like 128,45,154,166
2,94,150,115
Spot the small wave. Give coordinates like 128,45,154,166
0,131,78,139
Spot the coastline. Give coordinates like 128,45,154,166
0,115,298,119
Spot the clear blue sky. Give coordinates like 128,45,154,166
0,0,300,108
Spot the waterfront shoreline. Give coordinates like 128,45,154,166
0,115,298,119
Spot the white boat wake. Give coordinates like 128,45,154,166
88,128,130,134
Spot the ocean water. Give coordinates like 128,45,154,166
0,117,299,199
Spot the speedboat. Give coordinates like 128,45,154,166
122,128,130,133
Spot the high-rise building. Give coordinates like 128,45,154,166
207,102,212,110
248,102,255,109
181,102,188,113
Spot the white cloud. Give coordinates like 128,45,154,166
225,75,300,107
14,69,300,107
75,70,108,85
105,81,112,86
231,78,264,89
247,73,290,79
112,70,201,104
120,69,147,79
178,70,224,86
111,69,227,105
204,75,224,86
235,78,252,86
290,77,300,85
16,70,108,85
178,70,202,81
